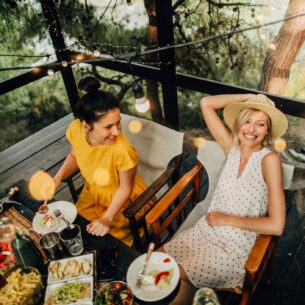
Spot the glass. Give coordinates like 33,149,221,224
192,287,220,305
59,224,83,256
39,232,64,260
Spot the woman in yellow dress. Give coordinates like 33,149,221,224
53,76,151,246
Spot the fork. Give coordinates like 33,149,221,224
53,209,73,228
136,242,155,287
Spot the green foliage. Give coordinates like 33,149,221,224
177,89,205,129
173,1,267,89
1,0,303,151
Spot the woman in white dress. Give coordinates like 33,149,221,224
160,94,288,289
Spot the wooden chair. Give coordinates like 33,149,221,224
62,114,207,252
145,140,294,305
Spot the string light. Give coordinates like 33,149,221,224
93,50,100,57
126,0,134,13
61,60,68,67
47,68,54,75
1,12,305,73
132,81,150,113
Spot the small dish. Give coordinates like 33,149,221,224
32,201,77,234
0,223,18,276
126,252,180,302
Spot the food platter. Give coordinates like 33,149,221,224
126,252,180,302
32,201,77,234
44,275,94,305
44,252,95,305
47,252,94,284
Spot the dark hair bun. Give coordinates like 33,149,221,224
78,76,101,93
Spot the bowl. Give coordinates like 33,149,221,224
0,266,43,305
94,281,133,305
0,222,18,276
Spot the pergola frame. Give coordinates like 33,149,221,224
1,0,305,128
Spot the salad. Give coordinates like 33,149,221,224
94,281,133,305
39,213,58,228
0,241,16,276
45,280,91,305
141,268,174,289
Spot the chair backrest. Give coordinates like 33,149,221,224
197,140,294,192
121,114,184,187
196,140,226,204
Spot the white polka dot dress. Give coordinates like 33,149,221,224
164,146,270,288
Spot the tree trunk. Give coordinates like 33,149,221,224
258,0,305,95
144,0,164,123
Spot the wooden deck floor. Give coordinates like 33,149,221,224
0,114,304,305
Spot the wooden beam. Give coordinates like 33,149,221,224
155,0,179,129
39,0,79,112
1,54,305,119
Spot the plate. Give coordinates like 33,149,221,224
47,252,94,284
44,275,94,305
126,252,180,302
32,201,77,234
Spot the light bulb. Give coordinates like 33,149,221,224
47,68,54,76
135,97,150,113
126,0,134,12
93,50,100,57
132,82,150,113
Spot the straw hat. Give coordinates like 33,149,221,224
223,94,288,139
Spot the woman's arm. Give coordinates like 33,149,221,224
53,147,79,189
200,94,254,155
206,153,286,236
86,166,137,236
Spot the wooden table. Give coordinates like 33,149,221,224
1,180,198,305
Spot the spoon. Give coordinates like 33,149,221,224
38,199,49,214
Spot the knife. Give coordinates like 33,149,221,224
136,242,155,287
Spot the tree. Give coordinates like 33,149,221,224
259,0,305,95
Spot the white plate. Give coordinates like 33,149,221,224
47,252,94,285
126,252,180,302
32,201,77,234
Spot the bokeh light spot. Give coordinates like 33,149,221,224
273,137,287,152
93,168,110,186
29,170,55,201
193,136,206,148
128,120,142,134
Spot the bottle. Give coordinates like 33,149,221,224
11,232,43,270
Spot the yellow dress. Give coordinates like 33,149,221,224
66,119,151,246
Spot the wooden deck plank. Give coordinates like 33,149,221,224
0,137,70,193
0,113,73,174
